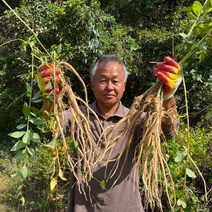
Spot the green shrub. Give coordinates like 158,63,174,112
161,125,212,211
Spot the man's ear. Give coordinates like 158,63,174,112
123,82,126,92
90,80,94,91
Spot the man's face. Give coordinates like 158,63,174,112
90,61,126,109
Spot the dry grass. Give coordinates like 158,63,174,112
0,173,17,212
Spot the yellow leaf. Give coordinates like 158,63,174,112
58,169,67,181
50,177,57,191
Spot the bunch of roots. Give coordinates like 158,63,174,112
48,62,178,211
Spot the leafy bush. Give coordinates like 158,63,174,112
163,125,212,211
0,0,141,132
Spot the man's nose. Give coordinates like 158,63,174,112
106,81,114,90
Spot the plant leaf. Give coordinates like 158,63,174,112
22,131,31,144
50,177,57,191
177,199,187,208
43,139,56,149
14,185,23,199
186,168,196,178
23,102,30,117
16,124,27,130
26,146,35,156
31,132,41,143
192,1,203,16
11,140,26,151
9,131,25,138
180,6,192,12
187,11,196,19
21,164,28,179
57,43,62,54
26,83,32,94
14,149,26,163
179,32,188,39
32,90,41,101
174,150,187,162
58,169,67,181
100,180,106,191
202,0,212,12
20,196,25,206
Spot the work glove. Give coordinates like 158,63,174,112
37,63,62,94
154,56,182,100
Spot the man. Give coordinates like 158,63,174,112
37,55,182,211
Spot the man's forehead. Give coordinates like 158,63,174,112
98,71,119,77
97,66,123,76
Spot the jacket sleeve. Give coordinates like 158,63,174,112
161,118,180,140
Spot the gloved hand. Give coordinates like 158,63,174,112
154,56,182,100
37,63,62,94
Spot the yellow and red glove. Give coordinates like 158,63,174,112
154,56,182,100
37,63,62,94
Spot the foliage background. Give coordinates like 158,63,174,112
0,0,211,211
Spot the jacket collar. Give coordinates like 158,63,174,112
89,101,129,119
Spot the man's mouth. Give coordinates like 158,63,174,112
104,94,115,98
